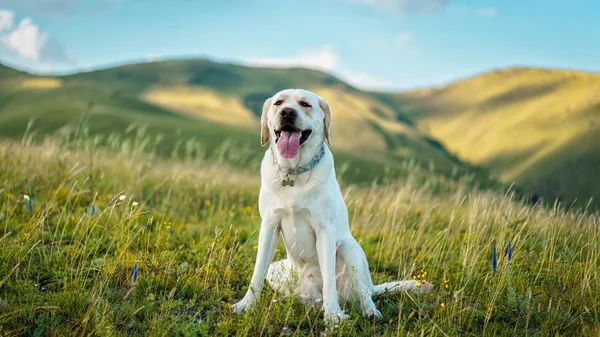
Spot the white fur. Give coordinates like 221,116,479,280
231,89,431,323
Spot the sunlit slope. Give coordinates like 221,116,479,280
380,67,600,206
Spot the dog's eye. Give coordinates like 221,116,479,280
274,100,283,106
299,101,312,108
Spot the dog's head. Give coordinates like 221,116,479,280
260,89,332,159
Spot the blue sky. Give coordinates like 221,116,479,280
0,0,599,90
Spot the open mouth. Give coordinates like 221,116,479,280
275,126,312,145
274,125,312,159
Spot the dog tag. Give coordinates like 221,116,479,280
282,178,294,187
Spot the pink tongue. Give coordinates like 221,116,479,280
277,130,302,158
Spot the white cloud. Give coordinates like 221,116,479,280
0,9,14,32
3,17,49,62
475,7,497,18
0,12,73,70
348,0,449,16
244,45,340,71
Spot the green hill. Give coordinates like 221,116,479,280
65,59,460,168
375,67,600,208
0,59,482,188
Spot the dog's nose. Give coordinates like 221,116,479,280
280,107,297,120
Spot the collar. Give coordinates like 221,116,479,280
270,144,326,176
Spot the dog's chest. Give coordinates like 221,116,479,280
278,208,318,264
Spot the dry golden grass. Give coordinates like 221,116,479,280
17,78,63,90
142,85,256,128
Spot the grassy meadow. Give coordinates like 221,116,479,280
1,125,599,336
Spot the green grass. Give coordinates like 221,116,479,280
1,128,599,336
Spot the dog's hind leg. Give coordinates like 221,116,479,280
335,238,382,318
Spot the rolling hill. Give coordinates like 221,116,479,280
375,67,600,208
0,60,479,187
64,59,460,167
2,59,598,208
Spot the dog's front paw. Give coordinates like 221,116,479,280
324,309,350,324
362,306,382,319
232,297,255,314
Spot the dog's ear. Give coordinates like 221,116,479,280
261,97,272,146
318,96,332,146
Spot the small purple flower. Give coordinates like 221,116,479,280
90,205,96,216
132,263,139,283
492,245,497,272
506,242,513,264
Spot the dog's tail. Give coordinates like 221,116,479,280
372,280,434,296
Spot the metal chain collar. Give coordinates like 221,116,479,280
270,145,326,176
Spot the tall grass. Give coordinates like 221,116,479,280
0,127,598,336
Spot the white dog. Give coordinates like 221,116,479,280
232,89,432,323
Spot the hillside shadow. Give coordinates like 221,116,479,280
242,92,272,117
367,92,421,125
187,65,244,89
483,144,541,174
486,124,600,210
528,128,599,206
483,82,561,109
479,145,544,204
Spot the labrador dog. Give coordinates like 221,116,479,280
232,89,432,323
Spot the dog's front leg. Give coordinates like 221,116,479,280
232,220,279,314
316,225,349,323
